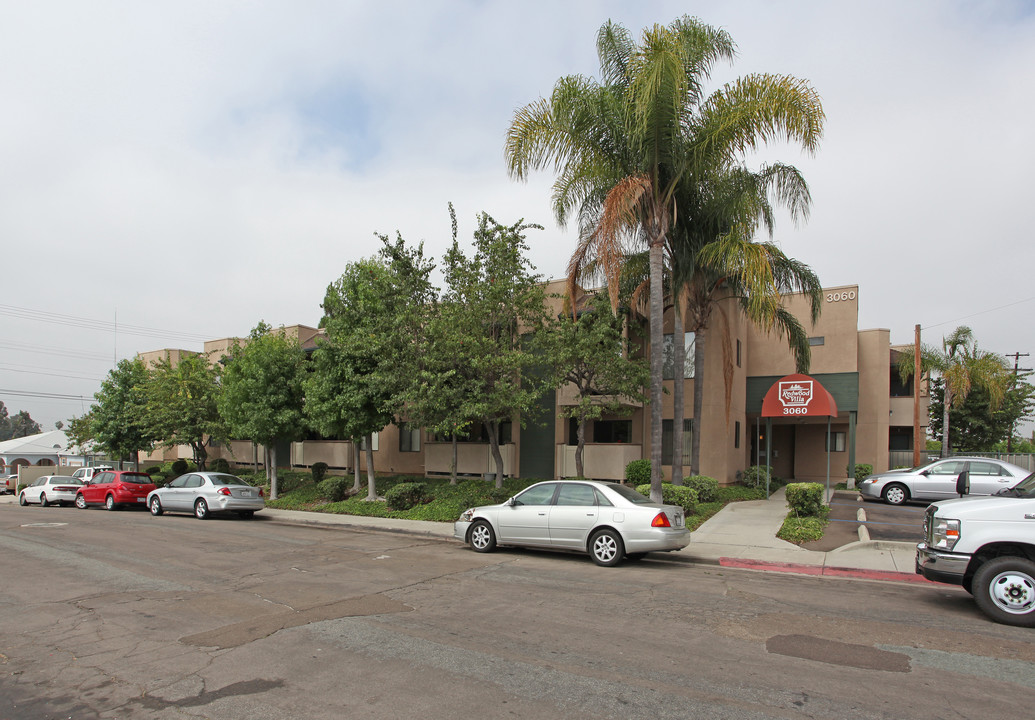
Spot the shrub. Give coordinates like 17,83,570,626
210,458,231,473
741,465,777,489
384,482,429,510
682,475,719,503
785,482,825,517
635,482,698,516
625,459,651,484
312,462,329,484
146,465,162,476
317,476,350,503
854,464,873,483
777,514,828,544
171,459,189,476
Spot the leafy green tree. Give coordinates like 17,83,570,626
65,410,96,456
218,322,307,500
899,326,1011,456
92,357,154,469
544,294,649,478
930,373,1035,452
144,353,226,470
307,235,436,500
438,211,554,488
0,402,42,441
506,16,823,500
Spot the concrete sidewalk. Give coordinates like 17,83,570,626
259,486,923,583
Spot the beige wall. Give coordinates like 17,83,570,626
858,328,891,472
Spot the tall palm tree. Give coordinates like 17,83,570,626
899,326,1010,456
670,164,822,477
506,16,823,499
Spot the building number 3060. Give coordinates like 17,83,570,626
826,290,856,302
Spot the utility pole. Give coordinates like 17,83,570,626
1005,352,1031,453
913,324,923,467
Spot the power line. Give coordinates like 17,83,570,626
0,365,105,382
0,304,214,343
922,296,1035,332
0,341,113,363
0,388,97,402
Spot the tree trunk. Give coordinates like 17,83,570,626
133,450,140,472
691,325,706,476
575,416,586,478
270,443,279,500
671,304,685,485
365,434,377,501
450,434,458,485
253,442,258,474
352,441,362,492
487,420,505,489
648,239,665,504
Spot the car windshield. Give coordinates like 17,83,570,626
120,474,152,484
208,474,248,486
1001,472,1035,498
601,482,652,504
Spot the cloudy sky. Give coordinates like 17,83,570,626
2,0,1033,434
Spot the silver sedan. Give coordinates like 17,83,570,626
859,457,1030,505
454,480,691,566
146,471,265,519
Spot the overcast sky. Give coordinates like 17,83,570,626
2,0,1033,435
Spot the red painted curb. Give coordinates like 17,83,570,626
718,557,935,584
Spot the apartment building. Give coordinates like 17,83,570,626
140,282,926,484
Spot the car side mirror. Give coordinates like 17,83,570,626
956,471,970,498
83,480,91,486
507,497,518,507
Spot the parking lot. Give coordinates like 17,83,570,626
827,490,927,544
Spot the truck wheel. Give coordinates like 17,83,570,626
973,556,1035,627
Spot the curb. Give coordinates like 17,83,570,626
717,557,933,584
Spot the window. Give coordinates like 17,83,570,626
399,424,421,453
929,460,966,475
736,339,742,368
969,461,1005,477
825,432,846,452
662,419,693,464
808,336,825,346
556,484,597,506
514,483,558,506
662,332,695,380
360,433,380,452
735,421,741,449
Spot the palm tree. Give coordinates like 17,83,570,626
899,326,1011,456
507,16,823,498
670,164,822,477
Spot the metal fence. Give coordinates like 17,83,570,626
888,451,1035,472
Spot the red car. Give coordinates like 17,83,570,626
74,470,157,510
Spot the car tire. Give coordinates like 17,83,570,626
194,498,209,519
39,493,49,507
469,520,496,553
104,494,117,511
149,496,163,516
237,510,255,519
75,493,87,509
18,493,27,506
882,483,909,506
973,556,1035,627
589,528,624,567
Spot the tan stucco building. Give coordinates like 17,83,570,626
141,282,926,485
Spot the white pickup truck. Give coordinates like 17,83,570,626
916,469,1035,627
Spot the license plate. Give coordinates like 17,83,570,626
242,490,254,497
136,498,145,502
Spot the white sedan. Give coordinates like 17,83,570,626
454,480,691,566
19,476,84,507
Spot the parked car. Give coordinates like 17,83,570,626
1,474,17,495
859,457,1029,505
146,471,265,519
916,470,1035,626
454,480,691,566
19,475,84,507
71,466,114,483
74,470,156,510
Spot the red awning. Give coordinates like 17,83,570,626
760,374,838,418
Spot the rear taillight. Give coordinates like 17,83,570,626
217,487,232,496
258,488,264,497
651,512,671,528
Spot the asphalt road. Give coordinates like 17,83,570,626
828,491,928,543
2,502,1034,720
